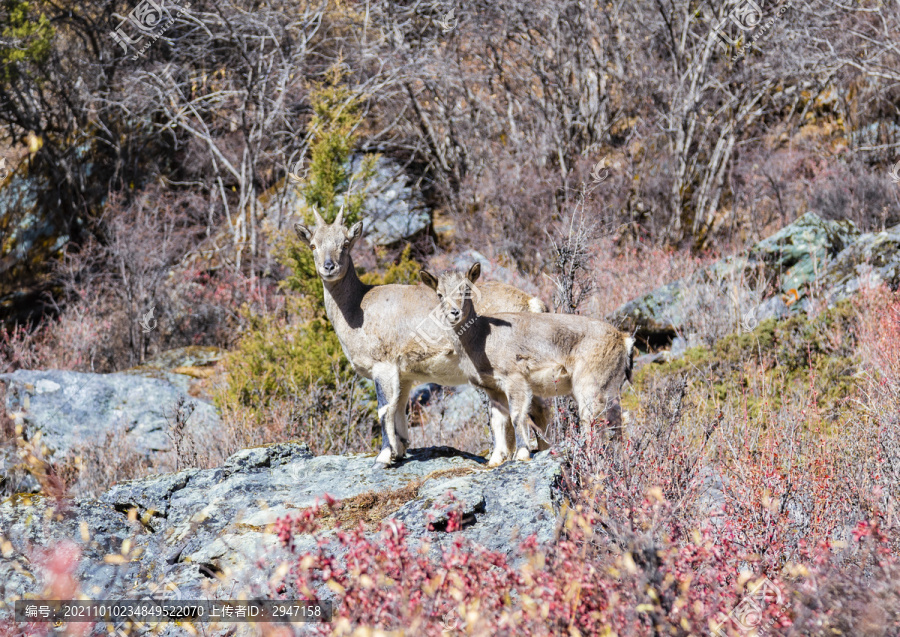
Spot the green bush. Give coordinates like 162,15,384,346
220,312,347,411
278,66,376,314
215,306,377,456
360,245,422,286
301,68,373,226
1,0,54,82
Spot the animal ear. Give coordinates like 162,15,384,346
420,270,439,291
347,220,364,245
466,262,482,284
294,222,313,247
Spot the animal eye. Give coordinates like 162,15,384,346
343,241,350,249
437,294,443,300
310,244,317,250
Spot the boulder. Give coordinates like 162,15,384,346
745,212,860,294
352,154,431,247
133,345,226,396
819,224,900,304
0,369,220,466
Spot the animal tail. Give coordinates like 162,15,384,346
528,296,548,313
623,335,635,383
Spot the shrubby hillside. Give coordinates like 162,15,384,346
1,0,900,635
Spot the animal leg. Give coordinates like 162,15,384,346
395,380,413,451
373,365,405,465
509,385,535,462
485,389,513,467
605,397,624,442
529,397,551,451
574,380,623,442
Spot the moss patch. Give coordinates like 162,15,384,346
635,301,861,421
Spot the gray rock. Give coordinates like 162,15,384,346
608,213,887,345
608,279,684,343
392,452,561,552
0,445,40,495
351,154,431,247
669,336,689,358
409,383,494,453
634,351,667,368
274,154,431,246
433,384,489,436
820,224,900,304
0,369,220,464
746,212,859,293
134,345,225,394
140,346,226,371
0,441,562,631
754,295,790,322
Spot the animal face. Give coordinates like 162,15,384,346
295,208,363,283
420,263,481,329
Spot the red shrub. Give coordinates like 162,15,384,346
856,285,900,404
270,369,900,635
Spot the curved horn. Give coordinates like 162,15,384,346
312,208,326,227
334,205,345,227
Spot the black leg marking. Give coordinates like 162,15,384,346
374,379,391,453
375,380,387,409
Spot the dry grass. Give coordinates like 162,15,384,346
54,426,163,498
307,467,477,531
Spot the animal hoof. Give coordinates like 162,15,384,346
375,448,394,466
515,447,532,462
487,453,505,467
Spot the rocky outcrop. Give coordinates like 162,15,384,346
610,213,900,346
0,441,562,631
0,368,220,469
819,224,900,304
746,212,860,293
